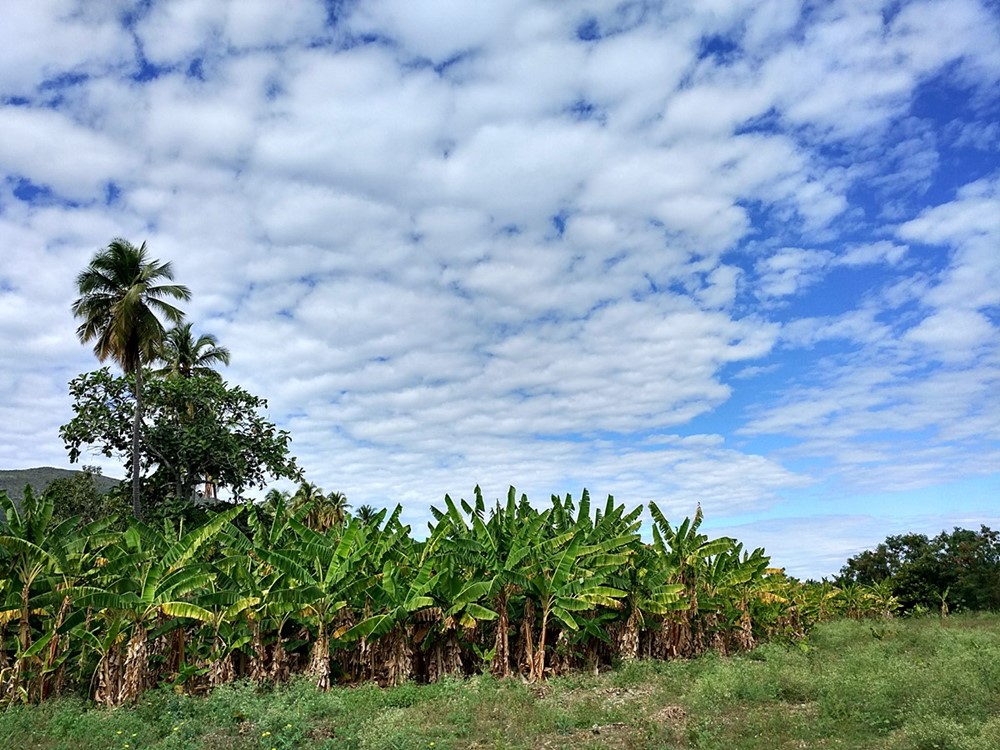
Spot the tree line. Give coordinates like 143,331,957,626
838,526,1000,614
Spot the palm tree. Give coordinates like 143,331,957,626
72,238,190,519
154,322,230,379
154,323,231,500
325,491,350,529
291,483,350,533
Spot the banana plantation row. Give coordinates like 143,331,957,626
0,486,897,706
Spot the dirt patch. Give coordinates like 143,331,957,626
529,683,552,699
533,722,637,750
599,685,654,708
650,704,688,724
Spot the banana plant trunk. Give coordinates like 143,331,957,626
618,608,640,662
428,630,463,682
520,598,535,680
531,603,550,683
118,627,148,705
95,641,123,708
0,622,8,672
384,627,414,687
270,635,290,684
209,628,234,687
552,629,571,676
734,607,755,651
308,624,331,690
249,619,267,684
41,595,72,700
491,590,510,678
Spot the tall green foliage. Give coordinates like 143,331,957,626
0,486,896,706
72,238,191,519
839,526,1000,613
60,369,299,512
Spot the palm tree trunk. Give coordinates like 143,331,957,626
131,366,143,520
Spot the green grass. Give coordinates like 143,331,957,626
3,614,998,750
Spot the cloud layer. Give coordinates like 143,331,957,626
2,0,999,576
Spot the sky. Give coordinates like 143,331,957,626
1,0,998,578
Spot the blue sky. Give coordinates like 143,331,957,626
1,0,998,577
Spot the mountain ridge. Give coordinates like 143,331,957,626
0,466,122,500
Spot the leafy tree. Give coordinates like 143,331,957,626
42,467,125,525
839,527,1000,612
153,323,232,499
60,369,299,512
71,238,190,519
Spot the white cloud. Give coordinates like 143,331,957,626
136,0,226,65
907,309,997,359
0,107,137,199
756,247,833,298
839,241,908,267
0,0,133,97
755,241,908,300
349,0,530,61
2,0,999,577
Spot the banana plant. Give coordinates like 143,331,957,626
263,516,374,689
338,515,440,686
422,566,498,681
518,494,632,681
699,543,769,652
649,502,733,656
0,488,85,701
610,542,686,660
222,497,305,683
74,506,241,704
432,486,544,677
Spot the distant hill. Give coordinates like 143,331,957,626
0,467,122,501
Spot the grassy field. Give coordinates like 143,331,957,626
2,614,997,750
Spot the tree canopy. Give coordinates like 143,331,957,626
60,368,299,512
838,526,1000,613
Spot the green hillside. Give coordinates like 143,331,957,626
0,466,121,500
